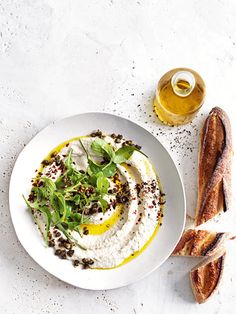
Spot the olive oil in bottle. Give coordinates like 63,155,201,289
153,68,205,126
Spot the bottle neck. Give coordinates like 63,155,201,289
171,70,195,97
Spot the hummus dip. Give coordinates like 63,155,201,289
25,132,164,269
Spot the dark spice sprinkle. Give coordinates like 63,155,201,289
63,242,72,250
82,258,94,265
53,230,61,238
55,249,67,259
48,240,55,247
83,229,89,235
55,249,62,256
41,159,50,166
67,249,74,257
50,152,57,158
73,260,80,267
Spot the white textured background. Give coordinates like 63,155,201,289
0,1,236,313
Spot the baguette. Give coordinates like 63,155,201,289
195,107,232,226
190,249,226,303
172,229,228,257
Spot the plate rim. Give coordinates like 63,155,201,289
9,111,186,290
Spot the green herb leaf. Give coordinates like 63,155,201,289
91,138,115,160
71,194,81,205
51,192,66,219
91,138,107,156
88,174,97,187
88,158,103,174
40,177,56,199
113,145,146,164
96,172,109,194
67,221,80,230
65,148,73,169
70,212,82,222
102,162,117,177
22,195,43,211
99,198,108,213
39,206,52,244
79,139,89,159
51,211,60,224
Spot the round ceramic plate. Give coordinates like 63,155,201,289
9,112,186,290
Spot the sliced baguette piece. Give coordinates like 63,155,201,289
172,229,228,257
190,249,226,303
196,107,232,226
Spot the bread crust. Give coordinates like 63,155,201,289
190,249,226,303
196,107,232,226
172,229,228,257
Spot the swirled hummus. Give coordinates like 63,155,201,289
24,131,164,269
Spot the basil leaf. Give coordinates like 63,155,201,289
88,158,103,174
91,138,115,160
96,172,109,194
113,145,146,164
91,138,107,156
88,174,97,187
99,198,108,213
102,162,117,177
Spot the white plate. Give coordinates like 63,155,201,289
9,112,186,290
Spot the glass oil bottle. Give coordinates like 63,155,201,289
153,68,205,126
